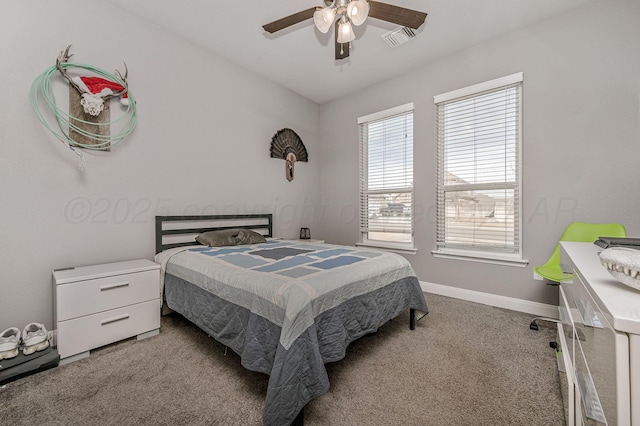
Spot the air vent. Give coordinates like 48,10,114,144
381,27,419,48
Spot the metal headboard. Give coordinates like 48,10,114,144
155,214,273,254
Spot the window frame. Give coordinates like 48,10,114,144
432,73,528,267
357,103,416,253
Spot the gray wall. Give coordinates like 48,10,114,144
0,0,320,330
317,1,640,305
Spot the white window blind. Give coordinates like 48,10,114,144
435,74,522,257
358,104,414,249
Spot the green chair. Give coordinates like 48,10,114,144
534,222,627,283
530,222,627,331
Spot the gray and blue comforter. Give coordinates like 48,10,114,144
157,240,428,425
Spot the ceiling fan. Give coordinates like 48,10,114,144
262,0,427,60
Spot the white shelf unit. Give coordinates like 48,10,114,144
558,242,640,425
53,259,161,364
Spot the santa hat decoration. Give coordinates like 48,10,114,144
72,76,129,106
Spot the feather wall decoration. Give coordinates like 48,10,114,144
269,128,308,181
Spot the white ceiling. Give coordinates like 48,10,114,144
103,0,594,104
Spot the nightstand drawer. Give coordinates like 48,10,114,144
57,299,160,359
56,270,159,321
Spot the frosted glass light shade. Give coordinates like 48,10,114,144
337,19,355,43
313,7,336,33
346,0,369,26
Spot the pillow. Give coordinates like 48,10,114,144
236,229,267,244
195,229,242,247
194,228,267,247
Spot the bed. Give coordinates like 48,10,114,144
154,214,428,426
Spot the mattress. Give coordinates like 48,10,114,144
156,240,428,426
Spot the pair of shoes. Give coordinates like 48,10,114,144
0,323,50,359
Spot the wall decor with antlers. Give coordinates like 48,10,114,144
30,45,137,169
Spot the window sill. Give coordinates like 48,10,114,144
357,242,417,255
431,248,529,267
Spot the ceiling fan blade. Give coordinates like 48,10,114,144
262,7,318,33
368,1,427,29
335,24,350,60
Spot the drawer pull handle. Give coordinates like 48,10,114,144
575,370,606,422
101,314,130,326
100,282,129,291
574,299,603,329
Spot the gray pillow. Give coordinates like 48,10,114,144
195,229,242,247
236,229,267,244
195,229,266,247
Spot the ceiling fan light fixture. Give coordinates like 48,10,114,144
313,6,336,33
346,0,369,26
336,17,355,43
262,1,427,60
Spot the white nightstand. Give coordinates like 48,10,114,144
53,259,161,364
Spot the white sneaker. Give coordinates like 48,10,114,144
22,323,49,355
0,327,21,360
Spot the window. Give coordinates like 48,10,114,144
434,73,526,266
358,103,414,251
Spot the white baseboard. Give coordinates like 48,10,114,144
420,281,559,319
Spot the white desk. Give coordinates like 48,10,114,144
559,242,640,425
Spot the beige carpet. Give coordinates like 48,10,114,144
0,293,564,425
